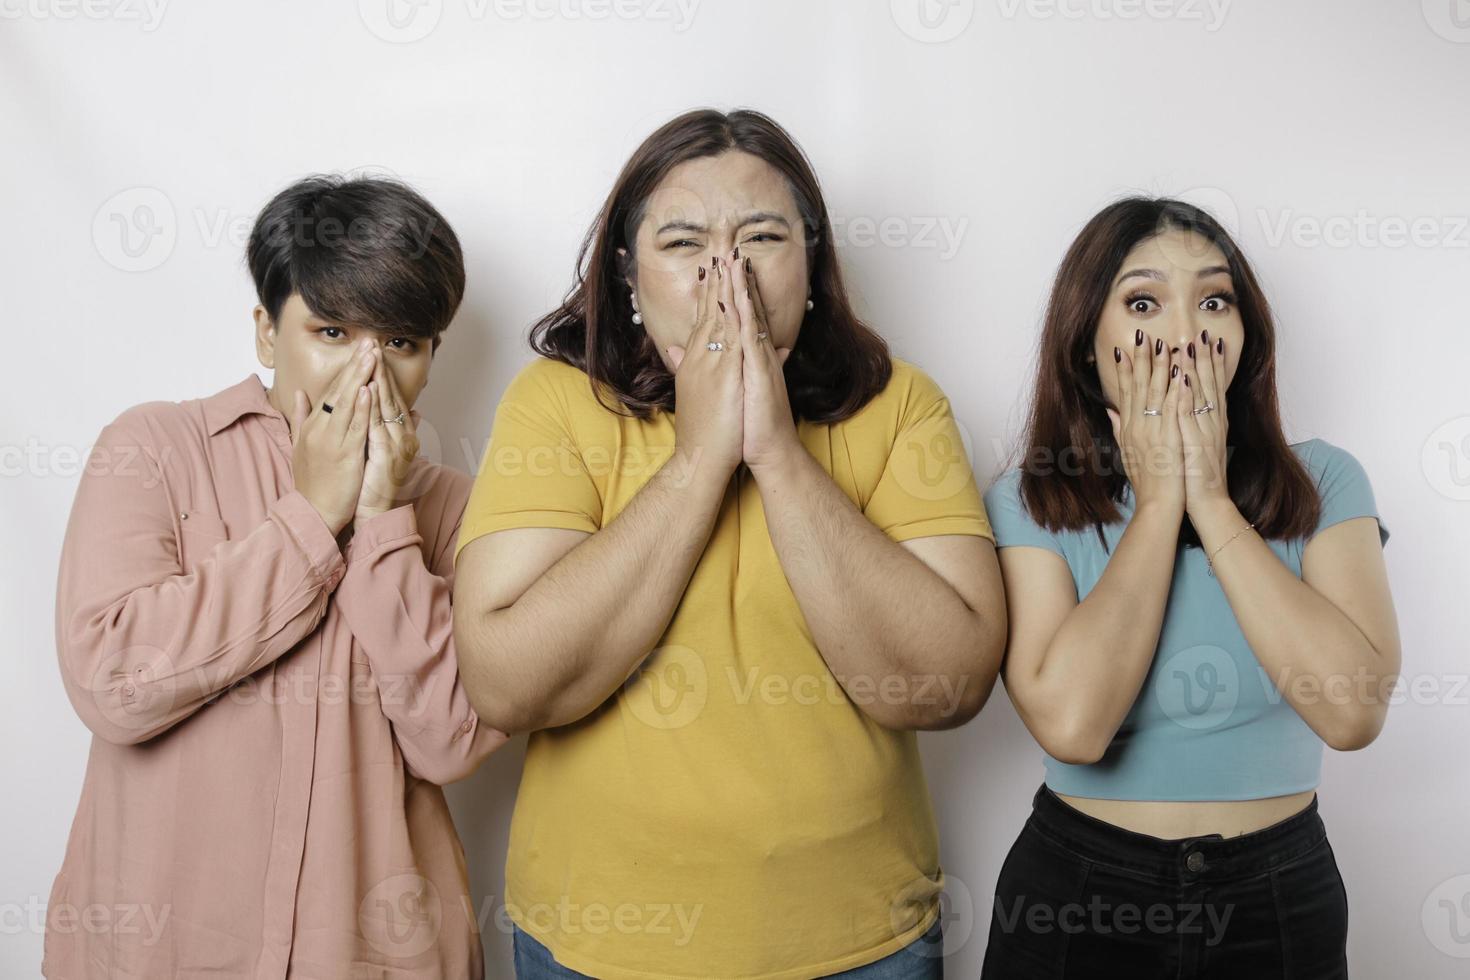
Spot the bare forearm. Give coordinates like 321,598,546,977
463,451,727,731
755,448,996,729
1026,503,1182,757
1191,498,1391,748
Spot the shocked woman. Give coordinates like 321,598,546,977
453,109,1008,979
46,175,507,980
980,198,1398,978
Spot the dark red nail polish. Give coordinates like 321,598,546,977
733,246,740,260
1202,329,1210,344
1188,342,1196,359
1184,374,1192,387
1171,346,1179,354
698,266,706,282
718,301,726,313
1171,364,1179,378
1155,339,1163,355
744,257,752,274
1216,337,1224,355
1114,346,1122,362
1135,329,1144,346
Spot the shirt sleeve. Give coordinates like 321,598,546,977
54,406,347,746
456,359,603,561
1305,439,1390,547
861,363,995,544
333,471,510,785
981,468,1067,556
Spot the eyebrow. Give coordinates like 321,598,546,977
1115,264,1232,287
655,211,792,235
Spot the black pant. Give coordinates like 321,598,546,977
980,784,1349,979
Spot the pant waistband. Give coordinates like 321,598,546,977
1027,783,1327,884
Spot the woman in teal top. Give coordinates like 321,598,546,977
979,198,1398,979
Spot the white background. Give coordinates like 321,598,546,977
3,1,1468,976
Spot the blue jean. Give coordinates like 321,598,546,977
512,916,944,979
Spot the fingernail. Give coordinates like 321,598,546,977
1171,365,1179,378
1114,346,1122,363
1184,374,1192,387
733,246,740,260
718,301,726,313
1188,342,1196,359
1171,346,1179,354
744,257,752,274
1216,337,1224,355
1155,339,1163,355
1135,329,1143,346
698,265,706,282
1202,329,1210,344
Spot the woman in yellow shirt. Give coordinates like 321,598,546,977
453,108,1006,980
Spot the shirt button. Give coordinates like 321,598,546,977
1185,851,1206,872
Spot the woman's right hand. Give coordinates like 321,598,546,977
665,255,745,484
289,338,378,536
1105,329,1187,515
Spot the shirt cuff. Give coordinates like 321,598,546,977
270,489,347,591
345,505,420,564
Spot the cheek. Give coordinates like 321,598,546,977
288,345,356,404
388,359,430,404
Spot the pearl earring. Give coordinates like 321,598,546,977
630,292,642,325
805,298,814,311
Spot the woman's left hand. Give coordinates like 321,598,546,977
1180,329,1231,513
356,348,421,524
729,250,797,476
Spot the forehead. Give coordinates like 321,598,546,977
1118,229,1230,281
640,150,800,232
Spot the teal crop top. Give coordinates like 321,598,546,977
982,439,1390,801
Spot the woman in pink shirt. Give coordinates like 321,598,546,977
44,175,508,980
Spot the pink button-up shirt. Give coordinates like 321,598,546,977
44,373,508,980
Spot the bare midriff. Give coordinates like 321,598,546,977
1052,790,1317,839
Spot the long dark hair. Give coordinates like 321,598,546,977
529,108,892,423
1013,197,1320,549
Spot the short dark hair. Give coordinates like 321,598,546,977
246,174,465,350
529,108,892,423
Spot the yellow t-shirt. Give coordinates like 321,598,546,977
456,354,993,980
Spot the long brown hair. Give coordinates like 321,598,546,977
529,108,892,423
1013,197,1319,549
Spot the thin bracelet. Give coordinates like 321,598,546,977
1206,521,1256,577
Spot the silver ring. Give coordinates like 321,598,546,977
377,411,407,425
1142,408,1162,416
706,341,724,352
1191,401,1217,415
